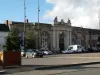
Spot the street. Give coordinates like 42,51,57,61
48,64,100,75
1,0,100,75
1,53,100,75
22,52,100,66
5,62,100,75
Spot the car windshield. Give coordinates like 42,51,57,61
46,50,50,51
40,49,46,51
41,49,50,52
67,47,73,50
21,50,24,52
33,49,40,52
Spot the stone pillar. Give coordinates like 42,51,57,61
52,30,57,52
69,31,72,45
56,31,60,51
77,33,80,44
85,34,89,48
68,31,70,46
64,31,69,48
39,31,41,49
64,31,68,49
49,31,52,50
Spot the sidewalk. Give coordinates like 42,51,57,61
1,53,100,74
0,66,5,74
2,57,100,74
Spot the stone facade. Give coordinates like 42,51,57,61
0,24,9,46
4,17,100,52
72,26,100,48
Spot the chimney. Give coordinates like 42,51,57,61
26,19,28,23
4,20,9,25
25,19,28,23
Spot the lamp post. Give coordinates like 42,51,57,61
23,0,26,50
37,0,40,49
38,0,40,26
98,8,100,29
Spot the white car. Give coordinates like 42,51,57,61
62,49,75,54
40,49,52,55
21,50,26,57
62,45,86,54
25,49,43,58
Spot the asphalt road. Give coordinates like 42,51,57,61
49,64,100,75
22,52,100,66
1,53,100,75
5,63,100,75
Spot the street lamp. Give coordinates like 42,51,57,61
21,0,26,50
38,0,40,26
37,0,40,49
98,8,100,29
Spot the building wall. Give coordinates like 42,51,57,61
6,20,100,51
72,27,100,48
0,32,8,45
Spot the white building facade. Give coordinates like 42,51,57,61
0,24,9,46
5,17,100,52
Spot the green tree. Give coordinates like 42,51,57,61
6,36,13,51
8,28,20,50
25,31,36,49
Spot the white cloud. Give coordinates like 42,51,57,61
44,0,100,29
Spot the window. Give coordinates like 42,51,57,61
77,46,81,48
68,47,73,50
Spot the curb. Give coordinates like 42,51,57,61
0,70,6,74
35,62,100,70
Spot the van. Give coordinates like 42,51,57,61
67,45,84,52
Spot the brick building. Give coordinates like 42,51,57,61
4,17,100,52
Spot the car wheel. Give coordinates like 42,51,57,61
40,55,43,58
23,54,26,57
26,55,28,58
32,55,35,58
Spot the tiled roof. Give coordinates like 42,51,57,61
11,21,34,25
35,22,52,26
88,29,100,34
0,24,9,32
72,26,100,34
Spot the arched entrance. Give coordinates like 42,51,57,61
59,32,64,52
41,31,50,49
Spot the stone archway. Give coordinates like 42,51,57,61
41,31,50,49
59,32,65,52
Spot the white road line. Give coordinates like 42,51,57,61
0,70,5,73
50,57,100,58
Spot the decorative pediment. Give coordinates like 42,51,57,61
54,16,58,25
60,19,65,24
67,18,71,26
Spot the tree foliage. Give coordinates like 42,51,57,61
6,36,12,51
25,31,36,49
6,28,20,51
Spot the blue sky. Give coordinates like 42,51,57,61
0,0,99,29
0,0,53,23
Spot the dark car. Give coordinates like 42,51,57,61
25,49,43,58
40,48,52,55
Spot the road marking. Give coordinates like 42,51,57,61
50,57,100,58
0,70,5,73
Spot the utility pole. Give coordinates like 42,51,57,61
98,9,100,29
38,0,40,26
37,0,40,49
23,0,26,50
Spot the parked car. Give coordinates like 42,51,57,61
81,47,88,52
25,49,43,58
62,45,85,53
62,49,75,54
40,48,52,55
21,50,26,57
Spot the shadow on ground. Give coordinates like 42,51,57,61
0,62,100,74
